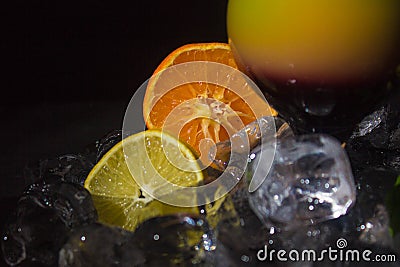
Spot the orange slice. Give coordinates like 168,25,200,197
143,43,276,160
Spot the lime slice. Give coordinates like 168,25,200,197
84,130,203,231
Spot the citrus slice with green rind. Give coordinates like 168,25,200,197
84,130,204,231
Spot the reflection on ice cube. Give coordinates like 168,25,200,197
59,214,217,266
350,91,400,151
1,182,97,266
132,214,216,266
346,98,400,175
59,223,144,267
248,134,356,230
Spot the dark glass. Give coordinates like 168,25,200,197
251,68,399,140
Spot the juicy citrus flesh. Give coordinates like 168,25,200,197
143,43,277,157
147,82,262,151
84,130,204,231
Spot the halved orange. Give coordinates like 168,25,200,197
143,43,277,160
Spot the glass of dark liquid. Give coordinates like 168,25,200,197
227,0,400,140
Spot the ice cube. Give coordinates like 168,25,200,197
210,180,269,266
23,154,95,186
59,223,144,267
261,168,398,256
248,134,356,230
347,112,400,175
210,116,292,169
95,130,122,162
346,91,400,179
56,203,217,266
349,90,400,151
208,116,292,193
132,214,216,266
351,106,387,139
358,204,393,247
24,181,97,228
1,181,97,266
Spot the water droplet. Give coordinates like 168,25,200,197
241,255,250,262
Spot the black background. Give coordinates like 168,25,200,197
1,0,228,194
1,0,229,258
